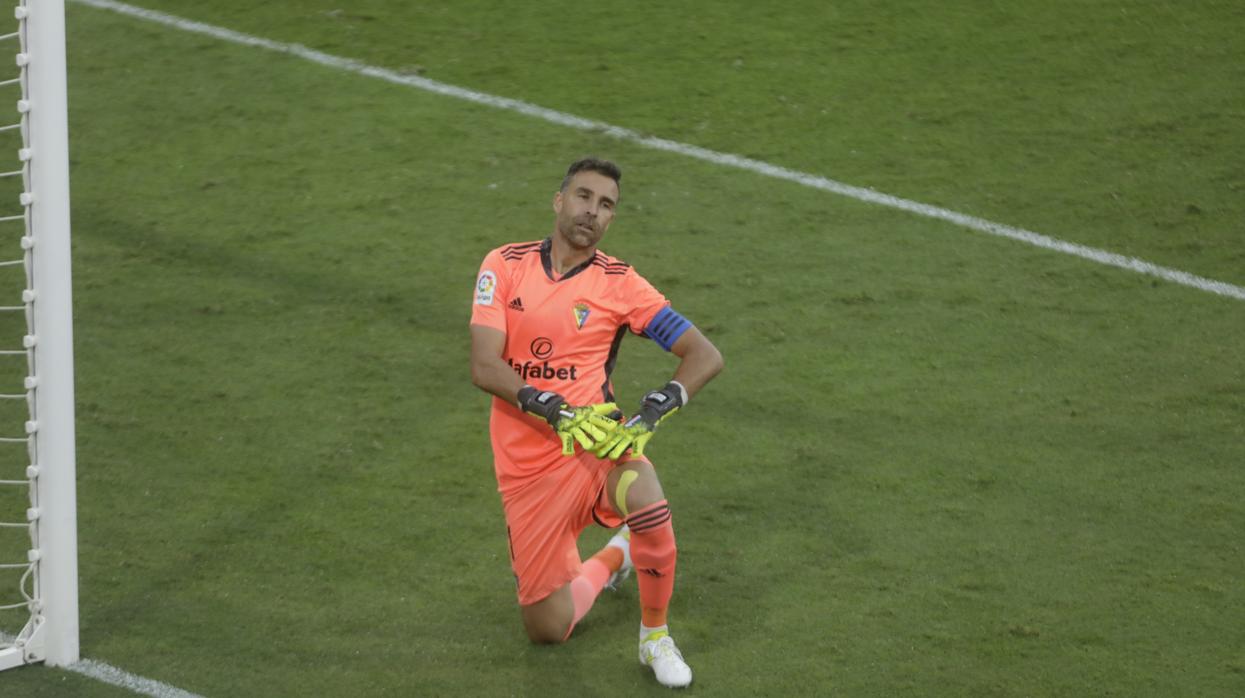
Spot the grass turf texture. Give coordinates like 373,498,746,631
1,1,1241,695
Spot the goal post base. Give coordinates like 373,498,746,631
0,613,46,669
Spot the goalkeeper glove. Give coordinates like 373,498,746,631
517,386,619,455
592,381,686,459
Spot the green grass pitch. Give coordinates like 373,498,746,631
2,1,1243,695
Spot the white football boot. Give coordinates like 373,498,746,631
639,630,693,688
604,525,632,591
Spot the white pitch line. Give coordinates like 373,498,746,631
2,630,203,697
73,0,1245,304
64,658,206,698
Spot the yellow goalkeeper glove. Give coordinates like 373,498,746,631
592,381,685,459
554,403,622,455
517,386,619,455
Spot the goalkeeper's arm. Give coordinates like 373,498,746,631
665,326,725,403
470,325,617,453
469,324,530,407
594,326,724,459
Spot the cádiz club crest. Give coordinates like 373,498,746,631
573,303,590,330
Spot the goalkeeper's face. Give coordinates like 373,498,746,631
553,171,619,250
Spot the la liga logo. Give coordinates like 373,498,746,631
475,270,497,305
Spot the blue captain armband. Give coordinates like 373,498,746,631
644,306,693,352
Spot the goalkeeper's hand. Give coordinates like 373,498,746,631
554,403,621,455
517,386,619,455
592,381,686,459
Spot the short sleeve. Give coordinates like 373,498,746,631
469,249,509,332
621,268,670,334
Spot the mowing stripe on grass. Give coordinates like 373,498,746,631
72,0,1245,304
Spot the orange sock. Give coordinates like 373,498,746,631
627,500,676,629
591,545,624,575
563,545,626,640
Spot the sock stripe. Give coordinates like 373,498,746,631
627,504,671,533
629,512,671,533
628,508,669,528
627,503,669,525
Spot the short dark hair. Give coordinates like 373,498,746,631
560,157,622,194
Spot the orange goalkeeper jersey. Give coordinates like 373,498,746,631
470,238,670,492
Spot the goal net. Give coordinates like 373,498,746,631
0,0,78,671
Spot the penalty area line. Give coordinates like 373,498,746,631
71,0,1245,302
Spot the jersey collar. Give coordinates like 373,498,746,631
541,236,598,282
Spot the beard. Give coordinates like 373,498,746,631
558,215,603,249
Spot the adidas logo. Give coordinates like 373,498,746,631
508,297,524,311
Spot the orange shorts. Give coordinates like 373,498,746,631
499,450,647,605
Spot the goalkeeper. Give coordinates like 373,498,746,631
469,158,723,689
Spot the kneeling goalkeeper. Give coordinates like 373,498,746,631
469,158,723,688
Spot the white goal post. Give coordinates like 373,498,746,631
0,0,78,671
